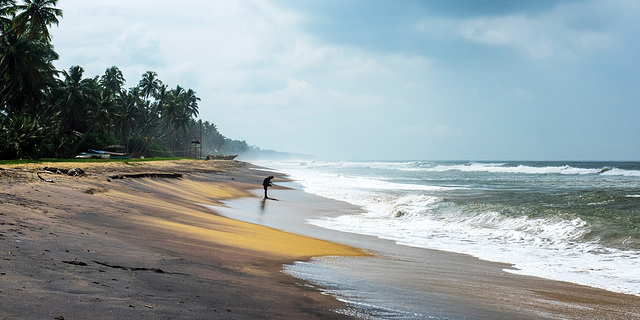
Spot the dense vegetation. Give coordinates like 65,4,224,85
0,0,252,160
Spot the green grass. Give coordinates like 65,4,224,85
0,157,189,165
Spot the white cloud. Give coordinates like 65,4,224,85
455,1,627,61
112,24,162,65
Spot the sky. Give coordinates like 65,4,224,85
51,0,640,161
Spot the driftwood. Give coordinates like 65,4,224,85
109,173,182,179
67,168,84,176
36,173,54,183
43,167,85,176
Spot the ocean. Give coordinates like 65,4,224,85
250,160,640,298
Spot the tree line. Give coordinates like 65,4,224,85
0,0,251,159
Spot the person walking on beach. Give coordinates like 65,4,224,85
262,175,274,199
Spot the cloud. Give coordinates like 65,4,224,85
50,0,640,160
455,1,629,61
112,24,162,66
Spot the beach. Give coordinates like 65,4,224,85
1,159,640,319
0,160,365,319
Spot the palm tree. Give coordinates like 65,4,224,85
0,0,16,34
153,83,169,117
184,88,200,118
162,85,184,129
113,88,142,144
99,66,125,94
0,114,45,158
0,32,58,120
12,0,62,41
138,71,161,100
56,65,99,134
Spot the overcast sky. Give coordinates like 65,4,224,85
51,0,640,161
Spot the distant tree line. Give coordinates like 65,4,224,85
0,0,251,159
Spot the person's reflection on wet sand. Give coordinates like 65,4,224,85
260,197,267,213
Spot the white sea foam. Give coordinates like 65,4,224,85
307,199,640,296
254,160,640,296
601,168,640,177
289,160,640,176
427,163,601,175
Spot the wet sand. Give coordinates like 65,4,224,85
217,183,640,319
0,160,365,319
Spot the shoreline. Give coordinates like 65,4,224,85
217,175,640,319
0,159,366,319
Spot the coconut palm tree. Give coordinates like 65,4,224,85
184,88,200,118
153,83,169,117
113,88,142,144
56,65,100,134
138,70,161,100
0,32,58,120
0,0,16,33
99,66,125,94
12,0,62,41
0,114,45,158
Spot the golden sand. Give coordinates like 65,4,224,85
103,178,368,260
4,159,369,259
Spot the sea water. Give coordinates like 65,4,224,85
251,160,640,297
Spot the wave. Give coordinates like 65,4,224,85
316,193,594,246
397,162,640,177
257,159,640,295
427,163,601,175
308,197,640,296
601,168,640,177
293,160,640,177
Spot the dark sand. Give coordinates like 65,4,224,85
0,160,365,319
216,183,640,319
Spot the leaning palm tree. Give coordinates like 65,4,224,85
12,0,62,41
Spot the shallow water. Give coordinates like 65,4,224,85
250,160,640,297
213,185,520,319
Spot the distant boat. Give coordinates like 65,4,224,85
75,145,131,160
205,154,238,160
75,152,110,159
102,145,131,159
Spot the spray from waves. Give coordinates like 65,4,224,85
307,194,640,296
601,168,640,177
431,163,602,174
294,160,640,176
417,162,629,175
285,169,457,208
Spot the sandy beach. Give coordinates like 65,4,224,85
1,159,640,319
0,160,365,319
